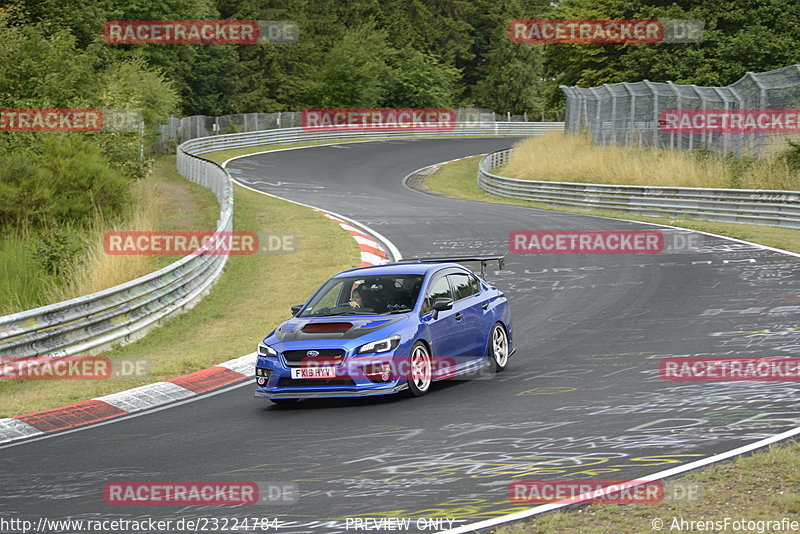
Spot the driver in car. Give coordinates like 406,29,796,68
349,286,367,308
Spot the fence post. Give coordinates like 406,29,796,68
642,80,659,149
727,84,746,157
586,87,605,144
686,85,705,151
713,87,731,157
580,89,590,135
621,82,636,147
666,81,680,150
748,72,768,156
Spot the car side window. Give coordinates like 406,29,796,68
448,273,478,301
422,276,453,314
469,274,481,295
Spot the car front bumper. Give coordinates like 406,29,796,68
255,382,408,399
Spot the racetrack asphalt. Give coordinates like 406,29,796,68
1,137,799,533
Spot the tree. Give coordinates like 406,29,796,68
473,38,546,115
303,24,393,108
548,0,800,89
384,48,459,108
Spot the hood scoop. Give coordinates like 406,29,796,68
302,322,353,333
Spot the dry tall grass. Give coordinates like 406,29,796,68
503,132,798,190
51,178,163,301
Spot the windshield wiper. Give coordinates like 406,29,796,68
388,308,412,314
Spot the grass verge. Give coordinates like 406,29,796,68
0,157,220,314
0,152,358,417
426,156,799,254
499,441,800,534
426,155,799,533
501,132,799,190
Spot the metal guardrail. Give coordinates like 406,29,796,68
478,149,800,229
0,122,561,361
179,122,564,155
0,150,233,361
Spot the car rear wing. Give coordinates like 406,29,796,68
398,255,505,279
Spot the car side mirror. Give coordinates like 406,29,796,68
431,297,453,319
433,297,454,311
290,304,303,316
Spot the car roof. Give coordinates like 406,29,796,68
334,262,471,278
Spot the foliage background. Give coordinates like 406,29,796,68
0,0,798,303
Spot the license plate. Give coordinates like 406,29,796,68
291,367,336,379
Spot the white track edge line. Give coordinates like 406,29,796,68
439,425,800,534
402,157,800,259
0,378,254,450
403,155,800,533
223,151,402,261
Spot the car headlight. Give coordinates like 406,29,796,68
257,342,278,357
358,335,401,354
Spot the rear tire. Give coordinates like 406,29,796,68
405,341,432,397
489,323,509,372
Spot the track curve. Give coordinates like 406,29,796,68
2,138,799,533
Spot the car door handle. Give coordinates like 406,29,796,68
481,302,489,310
455,313,463,321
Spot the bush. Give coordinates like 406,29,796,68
0,136,130,229
0,153,54,227
34,223,85,276
779,139,800,171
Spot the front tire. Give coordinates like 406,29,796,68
489,323,509,372
405,341,432,397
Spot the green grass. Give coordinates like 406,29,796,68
498,441,800,534
0,149,358,417
0,157,221,314
426,156,800,254
0,228,59,314
148,156,220,269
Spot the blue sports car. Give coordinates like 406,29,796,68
254,257,513,404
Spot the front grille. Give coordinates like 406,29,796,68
277,378,356,387
282,348,346,367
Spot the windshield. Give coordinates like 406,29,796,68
300,275,424,317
